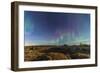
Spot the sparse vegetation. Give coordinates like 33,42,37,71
24,45,90,61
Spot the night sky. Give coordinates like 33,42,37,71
24,11,90,46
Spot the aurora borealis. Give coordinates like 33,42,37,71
24,11,90,46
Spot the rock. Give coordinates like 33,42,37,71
47,52,70,60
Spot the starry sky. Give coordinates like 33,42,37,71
24,11,90,46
